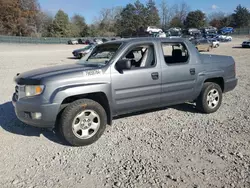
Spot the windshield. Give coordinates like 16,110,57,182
81,45,94,50
78,42,122,66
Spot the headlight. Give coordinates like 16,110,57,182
25,85,44,97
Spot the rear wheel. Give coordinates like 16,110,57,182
59,99,107,146
196,82,222,113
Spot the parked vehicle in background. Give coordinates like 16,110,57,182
219,27,234,34
68,39,78,45
201,27,217,34
192,39,213,52
188,28,201,35
85,39,95,45
208,39,220,48
216,35,232,42
146,26,163,33
203,34,232,42
167,28,182,38
168,27,182,32
102,38,109,43
12,38,237,146
94,39,103,44
72,45,95,59
242,40,250,48
78,39,86,44
204,33,218,39
157,32,167,38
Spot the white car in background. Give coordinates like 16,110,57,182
216,35,232,41
94,39,103,44
146,26,163,33
209,39,220,48
156,32,166,38
169,27,182,32
68,39,78,45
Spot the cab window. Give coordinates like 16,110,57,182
120,44,156,69
161,43,189,64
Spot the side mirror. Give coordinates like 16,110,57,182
116,59,131,73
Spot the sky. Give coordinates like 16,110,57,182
38,0,250,24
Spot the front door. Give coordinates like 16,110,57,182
160,42,198,105
111,42,161,115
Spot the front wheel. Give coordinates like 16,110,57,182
196,82,222,113
78,53,83,59
59,99,107,146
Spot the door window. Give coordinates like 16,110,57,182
120,44,156,69
161,43,189,64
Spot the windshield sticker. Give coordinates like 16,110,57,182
83,69,103,76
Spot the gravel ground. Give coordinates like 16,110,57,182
0,39,250,188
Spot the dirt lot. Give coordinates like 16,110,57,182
0,39,250,188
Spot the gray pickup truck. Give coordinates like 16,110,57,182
12,38,237,146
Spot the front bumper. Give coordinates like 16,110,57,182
242,45,250,48
12,94,60,128
224,78,238,93
72,51,78,57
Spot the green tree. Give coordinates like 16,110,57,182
133,0,147,29
170,16,183,28
96,7,122,36
51,10,70,37
116,0,162,36
233,4,250,27
116,3,139,36
88,24,98,37
71,14,88,37
38,11,54,37
185,10,206,28
209,19,223,28
145,0,160,26
159,0,168,30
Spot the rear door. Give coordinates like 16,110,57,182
160,42,198,105
110,42,161,115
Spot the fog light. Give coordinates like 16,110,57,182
31,112,42,120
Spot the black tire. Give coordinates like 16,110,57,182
196,82,222,114
59,99,107,146
78,53,83,59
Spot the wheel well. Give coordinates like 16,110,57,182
204,77,224,92
57,92,112,125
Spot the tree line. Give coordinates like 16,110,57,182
0,0,250,37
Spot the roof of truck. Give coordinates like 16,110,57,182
103,37,190,45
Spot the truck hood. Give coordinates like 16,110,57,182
15,63,103,85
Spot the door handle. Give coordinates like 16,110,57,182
151,72,159,80
190,68,195,75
